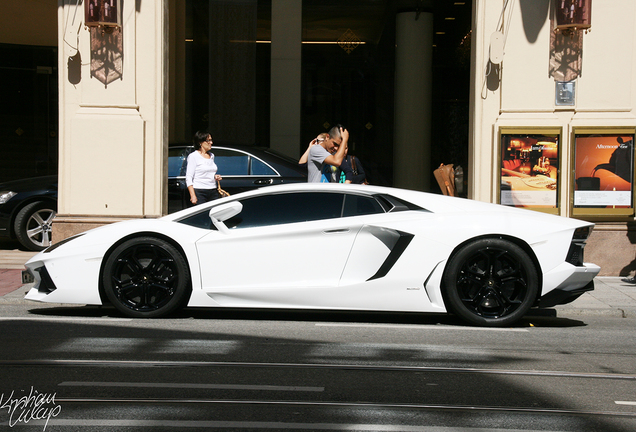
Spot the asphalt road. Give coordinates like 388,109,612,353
1,303,635,432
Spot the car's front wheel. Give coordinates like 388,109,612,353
102,237,191,318
14,201,57,251
443,238,539,327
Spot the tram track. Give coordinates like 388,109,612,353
2,359,636,381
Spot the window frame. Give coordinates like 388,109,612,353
176,190,414,231
571,127,635,218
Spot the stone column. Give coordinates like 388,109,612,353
54,0,168,240
393,11,433,191
270,0,302,158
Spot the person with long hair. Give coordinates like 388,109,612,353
186,131,223,205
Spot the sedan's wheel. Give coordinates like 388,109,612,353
14,201,57,251
443,238,538,327
103,237,191,318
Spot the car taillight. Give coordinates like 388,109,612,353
573,225,592,241
567,225,593,266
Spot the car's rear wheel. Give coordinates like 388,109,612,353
443,238,538,327
14,201,56,251
103,237,191,318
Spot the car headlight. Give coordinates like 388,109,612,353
0,191,17,204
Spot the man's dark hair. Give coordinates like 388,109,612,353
328,124,345,140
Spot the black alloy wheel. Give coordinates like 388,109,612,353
443,238,538,327
103,237,191,318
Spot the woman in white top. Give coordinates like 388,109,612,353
186,131,223,205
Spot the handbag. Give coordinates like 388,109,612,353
350,156,369,185
217,181,230,198
434,163,456,196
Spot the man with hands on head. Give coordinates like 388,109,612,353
305,125,349,183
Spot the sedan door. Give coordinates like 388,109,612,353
214,148,280,194
195,192,363,308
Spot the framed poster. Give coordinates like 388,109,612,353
499,130,560,212
573,130,634,216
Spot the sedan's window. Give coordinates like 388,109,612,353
168,155,185,177
168,148,193,177
251,157,277,176
226,192,344,229
214,149,249,176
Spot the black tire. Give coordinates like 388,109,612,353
14,201,57,251
443,238,539,327
102,237,191,318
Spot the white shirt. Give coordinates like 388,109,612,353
185,151,218,189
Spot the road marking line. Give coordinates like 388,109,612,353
5,359,634,381
58,381,324,392
616,401,636,406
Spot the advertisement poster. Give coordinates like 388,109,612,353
574,134,634,208
500,134,559,208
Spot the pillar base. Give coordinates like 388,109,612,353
586,222,636,276
52,215,143,243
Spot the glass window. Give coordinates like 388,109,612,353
226,192,344,229
342,194,384,217
178,209,216,230
251,157,277,175
178,191,390,231
168,155,185,177
168,147,193,177
499,132,560,212
573,131,634,216
214,149,250,176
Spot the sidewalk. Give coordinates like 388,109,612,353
1,249,635,318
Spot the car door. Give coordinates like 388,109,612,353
195,191,365,308
213,148,280,194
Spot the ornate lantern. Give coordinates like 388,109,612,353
555,0,591,35
85,0,120,32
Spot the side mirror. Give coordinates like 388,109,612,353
209,201,242,233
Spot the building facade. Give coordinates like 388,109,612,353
1,0,635,275
471,0,636,275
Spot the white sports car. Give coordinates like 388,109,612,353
23,183,600,327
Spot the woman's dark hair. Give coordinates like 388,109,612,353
192,130,210,150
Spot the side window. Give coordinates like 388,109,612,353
168,148,193,177
342,194,385,217
168,154,185,177
251,157,277,176
214,149,249,175
226,192,344,229
178,210,216,230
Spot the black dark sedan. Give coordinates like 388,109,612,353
0,175,57,251
168,145,307,213
0,146,306,251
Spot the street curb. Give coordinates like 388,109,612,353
553,308,628,319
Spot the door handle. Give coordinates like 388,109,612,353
254,178,274,185
324,228,350,234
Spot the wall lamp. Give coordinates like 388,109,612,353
85,0,121,33
555,0,591,36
